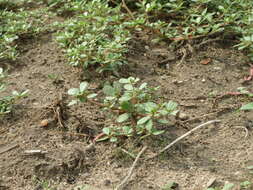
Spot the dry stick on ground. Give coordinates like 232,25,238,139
122,0,134,19
177,47,187,66
234,126,249,138
148,120,221,159
116,146,147,190
182,106,237,123
196,37,221,49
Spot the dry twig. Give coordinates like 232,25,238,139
234,126,249,138
148,120,221,159
115,146,147,190
122,0,134,19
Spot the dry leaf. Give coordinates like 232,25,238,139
200,58,211,65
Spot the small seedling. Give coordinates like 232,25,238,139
237,87,253,111
240,181,252,189
0,68,28,115
68,77,178,142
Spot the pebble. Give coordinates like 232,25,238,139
213,66,222,71
178,112,189,120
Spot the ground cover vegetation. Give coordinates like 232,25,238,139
1,0,253,189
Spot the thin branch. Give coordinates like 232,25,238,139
196,37,221,49
122,0,134,19
115,146,147,190
234,126,249,138
148,120,221,159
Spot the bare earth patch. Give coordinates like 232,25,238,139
1,30,253,190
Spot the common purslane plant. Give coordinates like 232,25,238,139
54,0,131,73
68,77,178,142
126,0,253,60
0,8,55,61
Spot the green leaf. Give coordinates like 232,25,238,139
123,126,133,135
110,137,118,142
119,94,132,102
247,165,253,170
222,183,234,190
144,102,158,112
166,101,178,111
145,119,153,131
157,119,169,124
87,93,97,99
102,127,111,135
12,90,19,96
240,181,252,187
113,81,122,93
119,78,129,84
117,113,130,123
139,82,147,90
20,90,29,96
68,88,80,96
124,84,133,90
152,130,164,135
96,136,109,142
240,103,253,110
79,82,88,92
103,85,115,96
137,116,151,125
68,100,78,106
170,110,179,116
120,101,134,112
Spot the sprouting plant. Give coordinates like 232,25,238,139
0,68,28,115
68,77,178,142
237,87,253,111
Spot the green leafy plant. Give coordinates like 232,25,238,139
68,77,178,142
237,87,253,111
240,181,252,189
0,7,54,61
0,68,28,115
116,0,253,60
54,0,131,73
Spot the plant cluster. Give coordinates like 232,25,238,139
114,0,253,61
68,77,178,142
0,68,28,115
0,7,54,61
46,0,88,15
54,0,131,73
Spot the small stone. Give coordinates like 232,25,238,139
39,119,49,127
213,67,222,71
177,112,189,120
166,64,170,70
173,80,184,85
202,78,206,82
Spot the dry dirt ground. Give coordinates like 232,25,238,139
1,21,253,190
